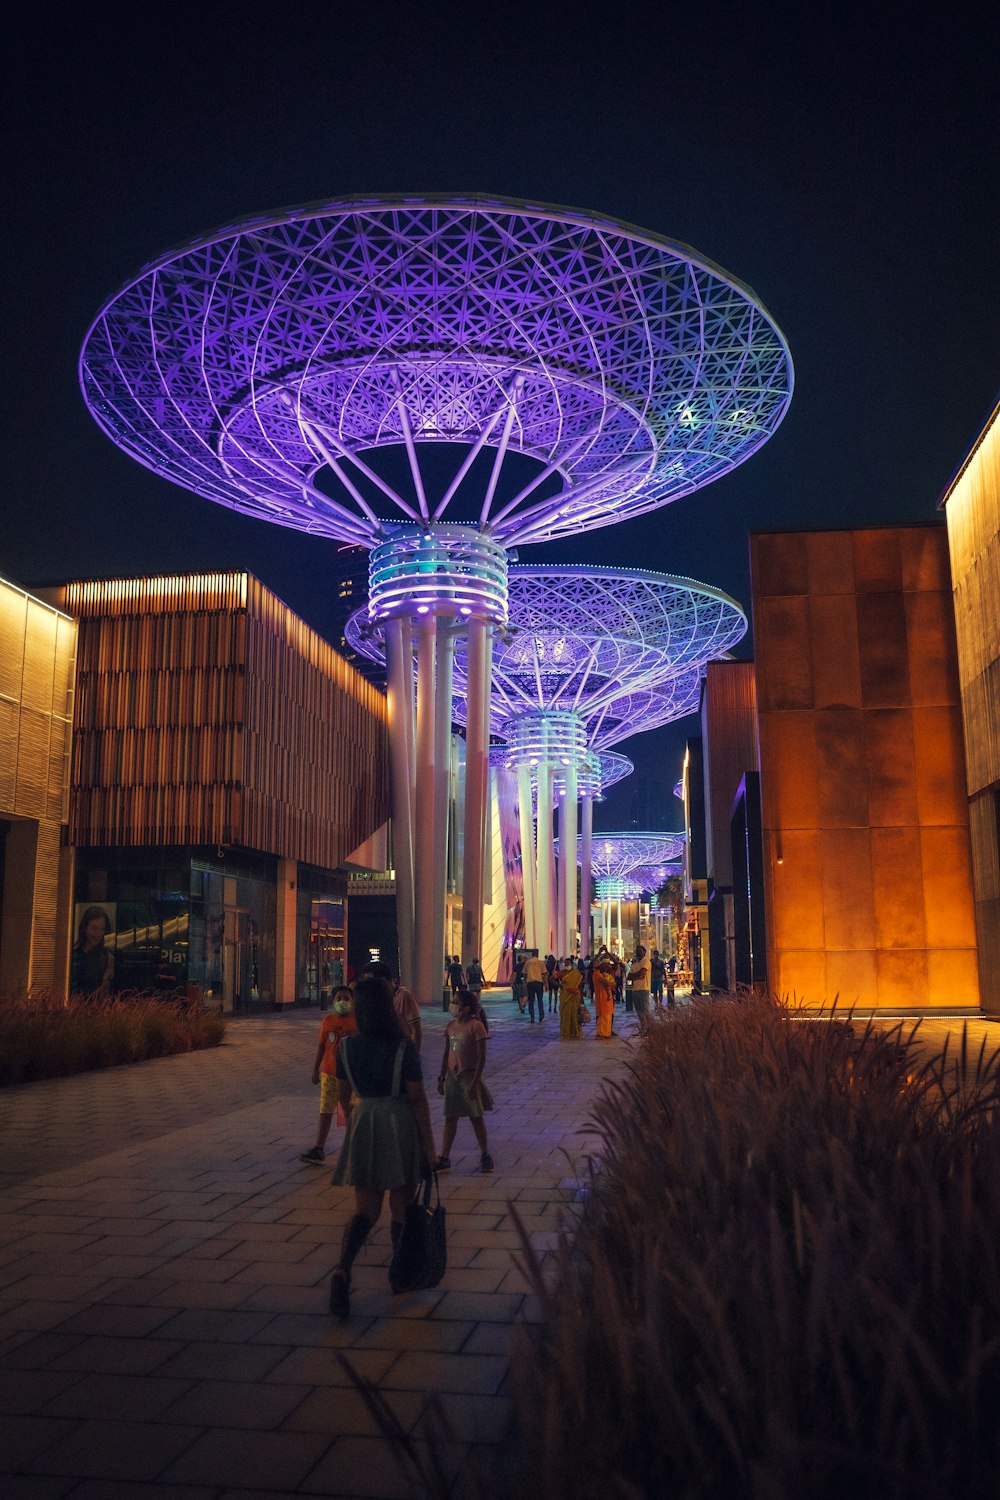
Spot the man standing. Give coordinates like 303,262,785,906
466,956,485,1000
626,945,652,1036
522,950,547,1024
650,948,665,1007
446,955,466,996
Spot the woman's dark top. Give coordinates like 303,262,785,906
335,1035,422,1095
72,946,109,994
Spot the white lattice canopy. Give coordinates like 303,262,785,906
80,195,792,546
577,832,687,877
347,565,746,745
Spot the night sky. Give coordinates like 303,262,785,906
6,4,998,833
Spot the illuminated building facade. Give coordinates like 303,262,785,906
939,399,1000,1013
47,573,388,1008
750,526,979,1010
0,575,76,994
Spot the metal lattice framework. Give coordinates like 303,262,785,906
80,194,792,547
347,566,746,744
581,832,687,878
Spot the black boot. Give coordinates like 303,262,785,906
329,1213,372,1319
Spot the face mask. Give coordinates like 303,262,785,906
449,1004,461,1017
333,1000,352,1016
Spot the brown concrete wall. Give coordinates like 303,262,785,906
941,401,999,1013
751,526,979,1009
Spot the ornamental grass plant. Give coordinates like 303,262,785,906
0,988,226,1085
509,997,1000,1500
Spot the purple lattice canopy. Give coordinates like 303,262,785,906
346,564,745,747
80,195,792,546
571,832,686,877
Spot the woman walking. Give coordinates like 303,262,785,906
558,958,583,1038
593,956,617,1038
436,989,494,1172
327,976,436,1319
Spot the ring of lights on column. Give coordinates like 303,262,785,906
368,527,508,623
80,194,792,546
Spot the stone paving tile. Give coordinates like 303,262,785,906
154,1340,294,1383
281,1383,427,1437
51,1303,179,1338
161,1427,332,1490
0,1367,84,1414
48,1336,188,1375
264,1345,400,1387
158,1376,313,1429
149,1308,277,1343
382,1351,507,1394
40,1371,195,1421
0,1415,82,1470
4,1477,77,1499
27,1418,203,1481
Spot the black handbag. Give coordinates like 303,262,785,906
389,1172,447,1293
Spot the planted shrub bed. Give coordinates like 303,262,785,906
0,989,226,1085
511,998,1000,1500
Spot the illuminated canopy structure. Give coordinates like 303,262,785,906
586,832,687,879
585,834,685,955
81,193,791,998
349,566,742,956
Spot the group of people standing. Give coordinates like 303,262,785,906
513,946,678,1039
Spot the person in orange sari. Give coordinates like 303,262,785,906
558,960,583,1038
593,957,617,1038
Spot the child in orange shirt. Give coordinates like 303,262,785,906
299,986,357,1164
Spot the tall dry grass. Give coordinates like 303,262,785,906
509,997,1000,1500
0,988,226,1085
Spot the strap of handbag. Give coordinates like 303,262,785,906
421,1171,441,1209
390,1039,407,1097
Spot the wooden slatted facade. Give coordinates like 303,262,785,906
63,573,389,871
941,400,1000,1013
0,575,77,991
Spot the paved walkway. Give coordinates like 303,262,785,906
0,992,634,1499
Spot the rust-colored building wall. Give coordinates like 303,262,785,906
64,573,388,870
0,576,77,990
941,401,1000,1013
750,526,979,1009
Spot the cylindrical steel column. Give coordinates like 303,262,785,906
385,617,415,987
580,790,593,958
433,620,455,989
561,763,578,955
535,729,553,957
369,525,508,1006
462,616,490,964
413,613,438,1005
517,763,537,949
